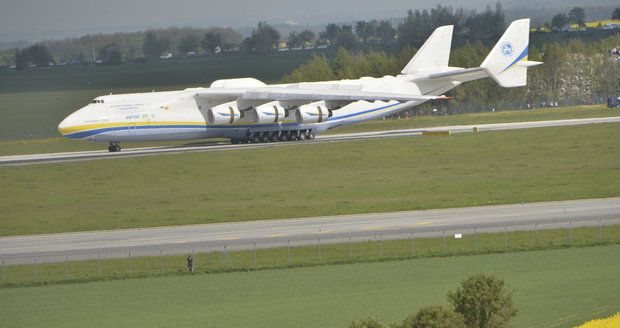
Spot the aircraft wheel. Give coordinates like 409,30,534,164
287,132,295,141
260,132,270,143
299,132,306,140
251,134,261,143
231,138,239,144
108,145,115,152
307,131,315,140
270,132,279,142
278,133,287,141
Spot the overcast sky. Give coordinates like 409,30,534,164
0,0,614,42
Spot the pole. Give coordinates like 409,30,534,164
534,222,538,246
160,249,164,274
34,257,38,281
568,220,573,246
503,224,508,252
98,253,102,276
442,230,446,252
287,240,291,266
474,227,478,252
598,219,602,241
223,243,228,268
318,238,321,263
64,255,69,279
380,234,384,257
348,236,352,259
411,232,415,255
128,251,132,275
253,242,257,268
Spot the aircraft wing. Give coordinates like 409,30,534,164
194,87,442,102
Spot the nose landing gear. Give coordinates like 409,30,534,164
108,142,121,152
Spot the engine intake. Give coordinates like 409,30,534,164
252,101,286,124
295,101,330,124
207,101,241,124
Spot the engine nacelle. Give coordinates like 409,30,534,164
295,101,330,124
207,101,241,124
252,101,286,124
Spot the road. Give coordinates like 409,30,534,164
1,116,619,166
1,197,619,264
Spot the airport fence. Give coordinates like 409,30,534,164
1,216,619,287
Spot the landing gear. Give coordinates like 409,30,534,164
108,142,121,152
245,130,316,144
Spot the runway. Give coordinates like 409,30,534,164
2,116,619,166
1,197,619,264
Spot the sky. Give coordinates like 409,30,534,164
0,0,615,43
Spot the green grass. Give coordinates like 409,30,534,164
2,224,618,288
1,245,618,328
0,104,617,156
1,123,619,236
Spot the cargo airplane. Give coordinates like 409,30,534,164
58,19,541,152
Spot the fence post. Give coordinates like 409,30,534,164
568,220,573,246
411,232,416,255
98,253,102,276
1,260,4,282
160,249,164,274
223,243,228,268
64,255,69,279
128,251,132,275
442,230,446,252
503,224,508,252
318,238,321,262
253,242,257,268
287,240,291,266
348,236,352,259
598,219,602,241
474,227,478,252
534,222,538,246
380,234,384,257
34,257,38,281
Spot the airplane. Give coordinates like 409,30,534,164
58,19,541,152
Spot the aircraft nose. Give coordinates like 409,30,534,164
58,115,75,137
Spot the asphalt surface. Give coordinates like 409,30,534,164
1,198,619,264
2,116,619,166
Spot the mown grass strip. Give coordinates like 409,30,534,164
2,224,618,288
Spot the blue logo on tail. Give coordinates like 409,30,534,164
500,42,514,57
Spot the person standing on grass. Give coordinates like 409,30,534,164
187,254,194,272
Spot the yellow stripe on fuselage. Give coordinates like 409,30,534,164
58,121,206,135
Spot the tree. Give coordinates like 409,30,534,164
448,274,516,328
320,23,341,43
143,31,164,58
569,7,586,28
297,30,315,48
201,32,222,54
178,34,199,53
287,31,300,49
551,13,569,30
245,22,280,55
334,30,358,51
355,20,377,47
98,43,122,65
613,8,620,20
281,54,335,83
14,44,54,69
375,20,396,43
402,306,466,328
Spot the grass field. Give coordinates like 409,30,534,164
2,224,618,288
0,104,617,156
1,245,618,328
1,123,619,236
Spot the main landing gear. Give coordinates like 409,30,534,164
108,142,121,152
231,130,315,144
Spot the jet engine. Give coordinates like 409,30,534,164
252,101,286,124
207,101,241,124
295,101,330,124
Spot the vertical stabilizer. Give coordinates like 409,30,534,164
401,25,453,75
480,18,542,87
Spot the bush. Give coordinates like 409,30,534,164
402,306,466,328
348,316,386,328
